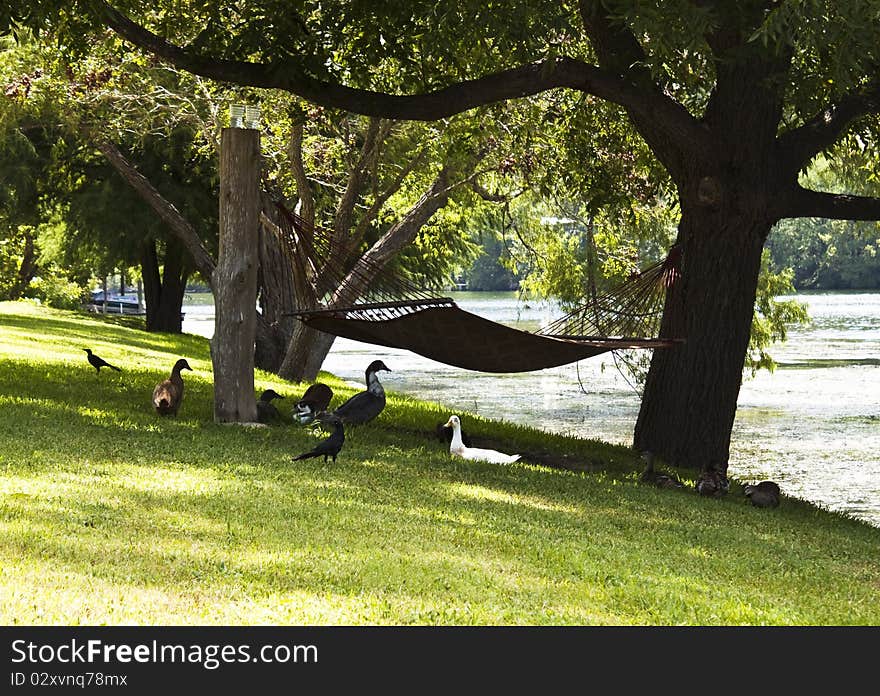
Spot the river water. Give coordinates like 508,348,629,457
183,291,880,528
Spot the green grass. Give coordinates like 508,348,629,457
1,300,879,625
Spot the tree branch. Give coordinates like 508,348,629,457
96,141,216,280
95,1,709,151
776,80,880,175
287,121,314,227
778,185,880,221
578,0,649,79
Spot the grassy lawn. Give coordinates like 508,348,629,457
1,300,878,625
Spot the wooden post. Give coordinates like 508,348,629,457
212,126,260,423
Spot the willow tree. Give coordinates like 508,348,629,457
10,1,880,469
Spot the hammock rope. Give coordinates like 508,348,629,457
267,202,685,373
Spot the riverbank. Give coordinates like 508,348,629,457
2,300,880,625
183,290,880,528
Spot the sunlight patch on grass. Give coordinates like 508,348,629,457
447,482,581,515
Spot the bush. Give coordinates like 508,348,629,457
27,271,87,310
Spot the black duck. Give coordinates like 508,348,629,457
332,360,391,425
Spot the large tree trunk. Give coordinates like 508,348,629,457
212,127,260,423
634,195,771,471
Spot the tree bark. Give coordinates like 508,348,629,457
634,196,771,471
212,127,261,423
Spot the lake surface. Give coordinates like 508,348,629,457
183,291,880,528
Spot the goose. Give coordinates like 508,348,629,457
152,358,192,416
744,480,781,508
256,388,285,424
331,360,390,425
294,382,334,424
292,414,345,464
83,348,121,373
638,451,683,489
443,415,520,464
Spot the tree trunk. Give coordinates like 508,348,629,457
279,321,337,383
212,127,261,423
254,199,298,372
140,237,189,333
633,198,770,471
8,230,37,300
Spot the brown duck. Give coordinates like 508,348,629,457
152,358,192,416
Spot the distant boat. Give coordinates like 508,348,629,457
85,290,144,316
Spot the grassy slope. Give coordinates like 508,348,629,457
0,300,878,626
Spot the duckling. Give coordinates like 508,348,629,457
744,480,781,508
256,388,285,424
332,360,390,425
152,358,192,416
294,382,334,424
696,465,729,497
443,414,520,464
638,451,683,489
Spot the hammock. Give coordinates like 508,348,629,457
267,203,684,373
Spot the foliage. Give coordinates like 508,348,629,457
768,217,880,290
2,300,880,625
747,251,811,375
27,265,86,309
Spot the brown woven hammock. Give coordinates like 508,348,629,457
267,203,684,373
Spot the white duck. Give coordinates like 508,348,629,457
443,415,521,464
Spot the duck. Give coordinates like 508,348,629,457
291,414,345,464
744,480,781,508
331,360,391,425
83,348,121,373
696,465,730,497
436,420,472,447
256,388,285,424
443,414,521,464
294,382,334,424
638,451,683,489
152,358,192,416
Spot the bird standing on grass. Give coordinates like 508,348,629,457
294,383,334,424
292,414,345,464
256,388,285,424
83,348,121,373
332,360,391,425
443,414,520,464
152,358,192,416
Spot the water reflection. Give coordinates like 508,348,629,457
183,291,880,528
